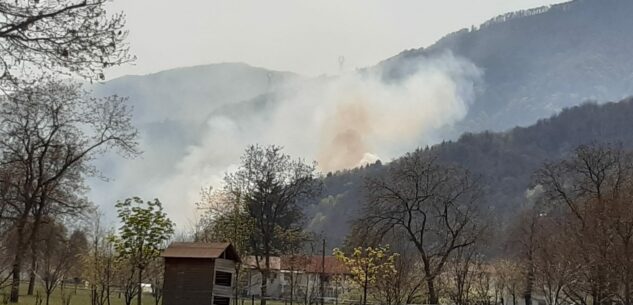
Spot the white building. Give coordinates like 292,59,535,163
242,255,351,302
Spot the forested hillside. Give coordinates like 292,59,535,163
310,97,633,247
87,0,633,227
377,0,633,136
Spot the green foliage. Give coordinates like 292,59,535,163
333,246,398,304
195,188,254,257
114,197,174,270
225,144,321,259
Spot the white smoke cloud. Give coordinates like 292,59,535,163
88,52,482,229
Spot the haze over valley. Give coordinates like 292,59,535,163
90,0,633,234
4,1,633,304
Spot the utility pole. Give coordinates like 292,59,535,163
321,239,325,305
338,56,345,72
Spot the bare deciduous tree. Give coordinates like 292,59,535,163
358,150,485,304
533,144,633,305
494,259,524,305
0,0,132,88
0,80,138,302
84,210,116,305
36,221,86,305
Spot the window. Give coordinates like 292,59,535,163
214,296,230,305
215,271,232,287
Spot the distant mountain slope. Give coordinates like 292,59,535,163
311,97,633,247
88,0,633,233
378,0,633,136
86,63,301,218
94,62,300,124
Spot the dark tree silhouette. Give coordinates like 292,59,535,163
0,0,132,88
358,150,485,304
225,145,321,305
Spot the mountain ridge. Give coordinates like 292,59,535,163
310,96,633,247
88,0,633,235
376,0,633,136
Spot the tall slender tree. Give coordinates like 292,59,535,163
224,145,321,305
114,197,174,305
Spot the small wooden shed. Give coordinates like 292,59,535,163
161,242,241,305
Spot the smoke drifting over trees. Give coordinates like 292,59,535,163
85,0,633,230
89,54,481,225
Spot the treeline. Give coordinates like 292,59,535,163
196,140,633,305
0,2,178,305
0,77,176,305
338,143,633,305
309,98,633,250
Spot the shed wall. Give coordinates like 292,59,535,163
163,258,215,305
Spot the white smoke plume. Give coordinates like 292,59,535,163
88,52,482,228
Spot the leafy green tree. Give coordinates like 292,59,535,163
114,197,174,305
333,246,398,305
224,145,321,305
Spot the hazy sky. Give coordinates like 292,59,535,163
106,0,568,78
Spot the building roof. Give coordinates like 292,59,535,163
161,242,241,262
243,256,282,270
283,256,349,275
243,255,349,275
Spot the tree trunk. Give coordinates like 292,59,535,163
107,258,112,305
9,221,27,303
235,266,240,305
426,278,438,305
27,205,44,297
261,254,271,305
261,270,268,305
363,268,368,305
138,267,143,305
625,280,631,305
305,272,310,305
9,259,21,303
623,243,631,305
524,292,532,305
290,270,294,305
27,263,36,295
524,259,534,305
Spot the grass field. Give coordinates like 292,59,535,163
0,284,158,305
1,285,327,305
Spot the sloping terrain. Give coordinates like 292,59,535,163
378,0,633,136
311,98,633,247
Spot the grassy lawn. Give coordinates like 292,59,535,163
1,284,158,305
2,287,327,305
